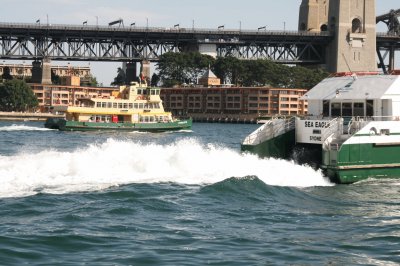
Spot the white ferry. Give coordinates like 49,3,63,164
242,73,400,183
45,82,192,132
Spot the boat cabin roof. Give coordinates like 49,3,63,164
302,75,400,101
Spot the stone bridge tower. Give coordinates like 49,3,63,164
299,0,377,73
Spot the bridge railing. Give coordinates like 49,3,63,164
0,22,332,36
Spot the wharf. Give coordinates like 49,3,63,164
188,113,258,124
0,112,64,121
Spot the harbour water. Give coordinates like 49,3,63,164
0,121,399,265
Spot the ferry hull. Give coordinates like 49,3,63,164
241,129,295,159
323,141,400,183
326,166,400,184
45,118,192,132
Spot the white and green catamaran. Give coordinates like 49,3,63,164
242,73,400,183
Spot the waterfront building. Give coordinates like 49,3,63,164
30,78,117,113
160,86,308,121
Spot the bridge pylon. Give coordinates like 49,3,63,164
299,0,377,73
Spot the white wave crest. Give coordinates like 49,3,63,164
0,124,53,131
0,139,332,198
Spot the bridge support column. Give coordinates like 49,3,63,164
125,62,138,84
31,58,52,84
41,58,52,84
389,46,395,73
140,60,151,84
31,61,42,84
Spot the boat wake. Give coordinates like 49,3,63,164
0,138,333,198
0,124,53,131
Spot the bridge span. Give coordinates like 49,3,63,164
0,21,399,73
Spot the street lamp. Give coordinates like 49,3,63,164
258,26,266,31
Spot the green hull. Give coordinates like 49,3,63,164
326,166,400,184
241,129,295,159
45,118,192,132
323,142,400,184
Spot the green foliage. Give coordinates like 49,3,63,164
111,67,126,85
1,66,13,80
157,52,214,86
151,73,160,87
155,52,329,89
51,70,61,85
82,75,99,87
0,79,38,112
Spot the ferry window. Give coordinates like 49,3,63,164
148,103,153,109
118,103,123,108
96,102,101,107
331,103,341,116
366,100,374,116
151,90,155,95
157,90,160,95
342,103,352,117
143,90,147,95
139,103,144,109
123,103,128,109
129,103,133,109
155,103,160,109
138,89,142,94
353,103,364,116
102,102,106,108
107,102,112,108
134,103,138,109
150,116,154,122
113,103,117,108
323,100,329,116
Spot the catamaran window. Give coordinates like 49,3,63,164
149,116,154,122
113,103,117,108
96,102,101,107
118,103,123,108
323,101,329,116
134,103,138,109
353,103,364,116
107,102,112,108
151,90,155,95
102,102,107,108
139,103,144,109
144,103,148,109
129,103,133,109
123,103,128,109
138,89,142,94
342,103,352,117
366,100,374,116
331,103,341,116
148,103,153,109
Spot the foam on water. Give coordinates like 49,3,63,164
0,138,333,198
0,124,53,131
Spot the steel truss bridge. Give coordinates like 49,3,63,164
0,22,399,70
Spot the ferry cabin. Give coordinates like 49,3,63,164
61,82,174,124
297,74,400,144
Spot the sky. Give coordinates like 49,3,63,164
1,0,399,86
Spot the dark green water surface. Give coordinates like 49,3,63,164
0,121,399,265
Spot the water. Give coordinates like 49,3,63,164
0,121,399,265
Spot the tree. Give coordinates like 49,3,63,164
82,75,99,87
51,70,61,85
151,73,160,87
111,67,126,85
1,66,13,80
0,79,38,112
156,52,215,87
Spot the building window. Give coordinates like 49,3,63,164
352,18,362,33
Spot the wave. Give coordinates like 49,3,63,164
0,138,332,198
0,124,53,131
